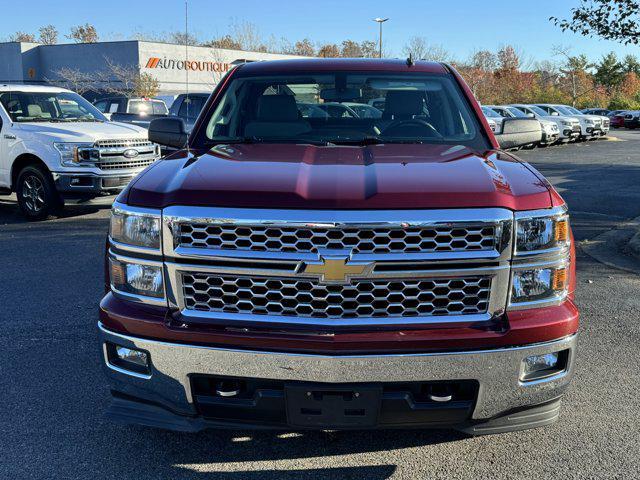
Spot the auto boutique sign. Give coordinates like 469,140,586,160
145,57,231,73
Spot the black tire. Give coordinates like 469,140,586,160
16,165,64,221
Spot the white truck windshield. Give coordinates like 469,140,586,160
0,91,106,123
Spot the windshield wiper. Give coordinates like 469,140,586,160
332,136,426,146
209,137,335,146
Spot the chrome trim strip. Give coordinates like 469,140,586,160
162,206,514,262
99,321,577,419
109,237,163,257
164,261,510,326
176,310,495,327
112,201,162,217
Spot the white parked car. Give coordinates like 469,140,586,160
488,105,559,146
0,85,160,219
481,106,504,132
509,104,581,143
534,104,604,140
560,105,610,136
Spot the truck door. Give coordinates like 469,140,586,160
0,100,10,189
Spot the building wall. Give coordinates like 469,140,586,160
138,42,302,94
0,40,305,96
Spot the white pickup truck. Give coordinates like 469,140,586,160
0,85,160,220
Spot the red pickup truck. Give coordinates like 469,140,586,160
100,59,577,435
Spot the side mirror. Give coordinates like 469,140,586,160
495,118,542,150
148,117,188,149
551,111,559,116
526,113,535,118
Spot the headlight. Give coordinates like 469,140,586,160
109,257,164,299
53,142,95,166
515,211,569,254
110,204,161,250
510,264,569,306
561,120,571,126
585,119,595,125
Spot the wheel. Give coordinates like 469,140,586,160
16,165,64,220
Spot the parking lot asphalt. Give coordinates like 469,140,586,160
1,130,639,479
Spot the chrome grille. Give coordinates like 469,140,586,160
97,158,156,170
181,273,491,319
177,223,497,254
95,139,155,148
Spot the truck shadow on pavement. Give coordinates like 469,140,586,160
0,196,113,224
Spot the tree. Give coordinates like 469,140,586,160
317,44,340,58
341,40,363,58
38,25,58,45
67,24,98,43
623,55,640,75
50,67,95,95
169,32,198,46
402,37,451,62
594,52,625,92
10,31,36,42
133,72,160,98
553,46,596,106
359,40,378,58
204,35,242,50
293,38,315,56
551,0,640,45
98,57,159,97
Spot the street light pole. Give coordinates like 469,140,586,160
373,17,388,58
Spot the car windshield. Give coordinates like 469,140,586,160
481,106,501,118
129,100,167,115
506,107,528,118
554,106,576,116
0,91,107,123
203,72,484,148
525,105,549,117
565,106,583,115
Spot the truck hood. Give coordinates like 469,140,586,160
125,143,552,210
15,121,148,142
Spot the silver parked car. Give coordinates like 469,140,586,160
509,104,581,143
534,104,603,140
488,105,559,146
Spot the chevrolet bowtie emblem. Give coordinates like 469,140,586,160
298,256,374,284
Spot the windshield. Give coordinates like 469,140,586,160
203,72,485,148
506,107,528,118
481,106,501,118
554,105,576,116
523,105,548,117
565,106,583,115
0,91,106,123
129,100,168,115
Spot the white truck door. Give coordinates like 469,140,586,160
0,106,11,189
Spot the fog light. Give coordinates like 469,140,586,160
106,342,150,375
116,346,148,367
520,349,568,382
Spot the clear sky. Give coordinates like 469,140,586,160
3,0,638,63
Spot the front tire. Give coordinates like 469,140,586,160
16,165,64,220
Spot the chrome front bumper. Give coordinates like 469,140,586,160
99,323,576,421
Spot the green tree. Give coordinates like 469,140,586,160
551,0,640,45
594,52,625,92
623,55,640,75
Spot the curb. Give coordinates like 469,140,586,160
629,231,640,260
580,215,640,275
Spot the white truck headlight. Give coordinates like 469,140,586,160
110,205,161,250
515,212,569,254
109,257,164,299
53,142,94,166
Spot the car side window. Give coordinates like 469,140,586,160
94,100,108,112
